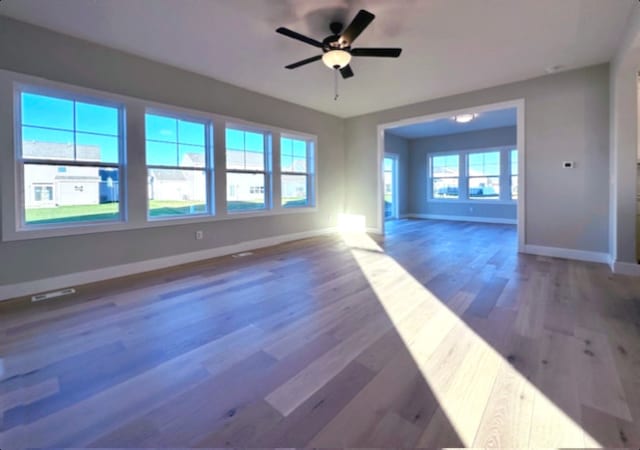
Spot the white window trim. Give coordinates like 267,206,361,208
144,109,214,220
280,133,316,209
509,148,519,201
0,69,318,242
14,83,127,231
225,123,273,214
429,153,461,201
427,145,517,204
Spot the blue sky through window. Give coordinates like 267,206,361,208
469,151,500,176
145,113,206,167
227,128,264,153
281,137,307,173
21,92,120,163
432,154,459,177
226,128,266,171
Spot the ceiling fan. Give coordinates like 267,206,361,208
276,9,402,79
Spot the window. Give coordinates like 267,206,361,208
226,127,270,212
468,151,500,199
428,147,516,203
6,74,319,240
281,136,314,207
145,113,210,218
431,154,460,199
19,90,123,226
510,149,518,200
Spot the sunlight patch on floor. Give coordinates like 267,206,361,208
340,230,599,448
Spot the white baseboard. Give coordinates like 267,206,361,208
408,213,517,225
523,244,610,264
610,260,640,276
0,227,338,302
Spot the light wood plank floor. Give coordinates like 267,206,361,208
1,219,640,448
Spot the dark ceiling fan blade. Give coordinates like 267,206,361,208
340,65,354,79
351,48,402,57
340,9,375,45
285,54,322,69
276,27,323,48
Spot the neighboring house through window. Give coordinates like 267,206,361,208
431,154,460,199
5,73,319,240
468,151,500,199
281,135,314,207
18,89,123,226
145,112,210,218
429,147,516,203
226,126,271,212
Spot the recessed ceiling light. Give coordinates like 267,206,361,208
452,113,478,123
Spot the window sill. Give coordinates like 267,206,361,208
428,199,517,205
219,206,317,221
3,206,319,242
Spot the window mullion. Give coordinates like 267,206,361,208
459,153,468,201
272,131,281,210
73,100,77,161
499,148,510,201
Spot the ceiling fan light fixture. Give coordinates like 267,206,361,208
322,49,352,69
452,113,478,124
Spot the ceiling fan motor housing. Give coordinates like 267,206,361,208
322,34,349,52
277,9,401,78
329,21,343,35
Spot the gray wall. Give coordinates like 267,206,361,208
345,64,610,254
383,133,409,217
409,126,517,220
0,17,344,286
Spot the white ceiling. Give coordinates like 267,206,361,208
0,0,635,118
388,107,516,139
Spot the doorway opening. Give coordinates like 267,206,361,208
376,99,525,252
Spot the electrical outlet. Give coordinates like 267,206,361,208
195,230,203,240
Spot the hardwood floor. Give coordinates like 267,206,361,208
1,219,640,448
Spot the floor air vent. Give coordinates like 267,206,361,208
231,251,254,258
31,288,76,302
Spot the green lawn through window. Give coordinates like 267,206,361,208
25,200,210,225
26,197,310,225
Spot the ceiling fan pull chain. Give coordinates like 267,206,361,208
334,68,339,101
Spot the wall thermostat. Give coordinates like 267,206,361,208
563,161,575,168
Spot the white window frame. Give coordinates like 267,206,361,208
225,123,272,214
0,69,319,242
14,83,126,231
430,153,461,200
280,133,316,209
510,148,518,200
144,108,214,220
466,149,501,201
427,146,516,204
